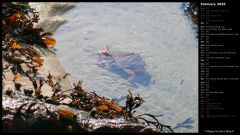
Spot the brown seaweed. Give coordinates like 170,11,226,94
2,2,173,133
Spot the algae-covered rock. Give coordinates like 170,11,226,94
2,95,161,133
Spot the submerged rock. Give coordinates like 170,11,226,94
29,2,76,33
184,2,198,24
97,46,151,87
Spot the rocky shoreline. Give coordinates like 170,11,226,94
3,2,75,101
2,95,160,133
2,2,173,133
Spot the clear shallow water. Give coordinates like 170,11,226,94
54,3,198,132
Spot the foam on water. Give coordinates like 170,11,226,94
52,3,198,132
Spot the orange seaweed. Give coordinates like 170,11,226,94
32,57,44,67
97,105,108,111
11,42,21,49
13,73,20,82
58,109,75,119
43,36,56,47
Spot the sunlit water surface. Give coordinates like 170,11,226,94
54,3,198,132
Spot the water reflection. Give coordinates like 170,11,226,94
173,117,195,130
97,46,151,88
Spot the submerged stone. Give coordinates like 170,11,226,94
97,46,151,87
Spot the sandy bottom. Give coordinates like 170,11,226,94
34,2,198,132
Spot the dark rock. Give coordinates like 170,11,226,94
14,83,22,91
45,98,60,105
2,96,161,133
5,88,13,96
23,89,33,96
36,94,44,100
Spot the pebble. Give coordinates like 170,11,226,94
23,89,33,96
